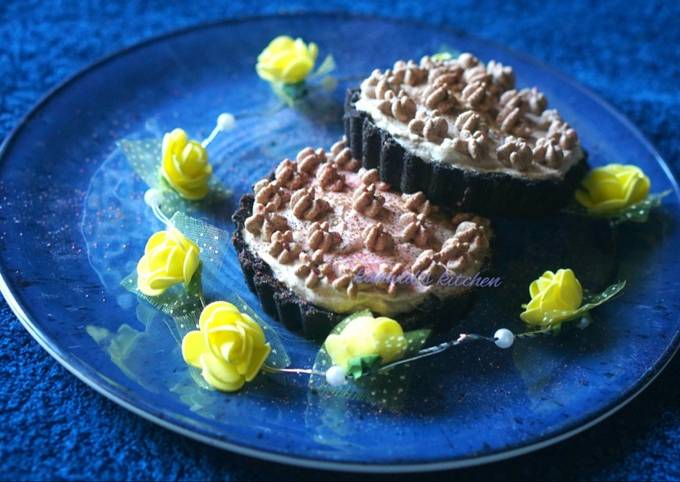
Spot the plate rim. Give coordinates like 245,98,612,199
1,12,679,473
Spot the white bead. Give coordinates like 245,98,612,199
494,328,515,349
143,188,162,208
216,113,235,131
325,365,347,387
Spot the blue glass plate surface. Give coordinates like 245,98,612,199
0,14,678,472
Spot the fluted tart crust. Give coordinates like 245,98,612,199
344,53,588,215
232,141,493,338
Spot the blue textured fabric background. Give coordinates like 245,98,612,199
1,1,678,480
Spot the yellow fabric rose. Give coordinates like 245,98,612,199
161,128,212,200
181,302,271,392
324,314,407,369
575,164,650,215
256,35,319,84
136,228,200,296
520,269,583,326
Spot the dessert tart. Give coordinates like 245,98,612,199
232,141,493,339
344,52,589,215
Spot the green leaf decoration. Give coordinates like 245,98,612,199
608,191,671,226
564,191,670,225
346,355,382,380
523,280,626,329
309,311,432,408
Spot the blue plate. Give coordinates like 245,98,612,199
1,14,678,472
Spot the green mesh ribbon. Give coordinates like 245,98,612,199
167,211,230,292
309,310,431,408
521,280,626,331
122,211,290,369
579,281,627,315
117,139,231,220
607,191,671,226
345,354,382,380
121,269,204,343
565,191,671,226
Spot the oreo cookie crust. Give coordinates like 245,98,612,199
344,54,590,216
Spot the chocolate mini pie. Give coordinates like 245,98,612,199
232,141,493,339
344,53,588,215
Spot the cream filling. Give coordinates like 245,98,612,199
242,169,490,316
244,230,486,315
355,96,584,181
244,231,439,315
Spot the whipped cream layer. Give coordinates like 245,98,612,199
242,140,492,316
355,53,585,180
